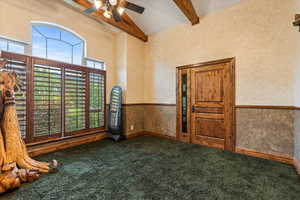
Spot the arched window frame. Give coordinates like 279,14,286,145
31,21,87,65
0,22,106,70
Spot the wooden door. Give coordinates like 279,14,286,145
190,60,235,151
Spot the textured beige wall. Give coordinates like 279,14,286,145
115,33,146,104
116,33,128,101
126,35,145,104
0,0,117,99
144,0,300,105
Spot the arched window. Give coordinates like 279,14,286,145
32,23,85,65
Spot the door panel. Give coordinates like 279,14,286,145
195,118,225,139
190,62,235,151
195,69,223,102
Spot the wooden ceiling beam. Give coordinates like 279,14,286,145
173,0,199,25
293,14,300,26
72,0,148,42
293,14,300,31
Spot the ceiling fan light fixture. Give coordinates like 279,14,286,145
103,10,111,18
94,0,103,9
109,0,118,6
117,7,125,15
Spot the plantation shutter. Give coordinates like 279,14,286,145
1,51,106,144
5,57,27,139
33,62,62,138
89,72,105,128
64,69,86,133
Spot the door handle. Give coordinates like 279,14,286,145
192,105,195,113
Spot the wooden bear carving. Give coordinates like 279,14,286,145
0,59,58,193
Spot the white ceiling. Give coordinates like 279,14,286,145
127,0,241,35
66,0,241,35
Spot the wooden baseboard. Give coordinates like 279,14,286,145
28,131,154,157
144,131,177,141
236,148,294,165
142,133,295,166
27,129,298,176
294,159,300,176
125,131,144,139
28,133,109,157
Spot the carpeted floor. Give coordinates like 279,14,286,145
2,135,300,200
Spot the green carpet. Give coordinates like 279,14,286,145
3,135,300,200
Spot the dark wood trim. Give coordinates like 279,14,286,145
27,129,299,174
232,58,237,151
144,131,297,168
0,51,28,62
176,68,180,142
125,131,143,139
144,131,177,141
176,68,191,143
172,0,200,25
294,14,300,25
85,71,90,129
64,126,105,137
294,159,300,176
293,14,300,31
177,57,235,69
26,56,33,143
72,0,148,42
27,129,107,147
106,103,177,107
28,132,109,157
62,67,66,137
33,57,106,74
236,148,294,165
236,105,299,110
103,72,107,129
108,104,300,110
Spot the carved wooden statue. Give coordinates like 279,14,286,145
0,59,57,193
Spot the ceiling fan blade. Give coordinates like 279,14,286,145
112,7,122,22
84,6,97,14
124,1,145,14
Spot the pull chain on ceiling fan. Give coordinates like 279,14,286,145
84,0,145,22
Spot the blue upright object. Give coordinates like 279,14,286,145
108,86,124,141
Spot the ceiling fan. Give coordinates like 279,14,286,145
84,0,145,22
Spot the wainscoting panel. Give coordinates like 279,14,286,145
122,105,144,135
120,104,295,160
294,109,300,168
236,108,294,157
143,105,176,137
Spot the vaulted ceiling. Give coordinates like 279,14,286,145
66,0,241,41
126,0,240,35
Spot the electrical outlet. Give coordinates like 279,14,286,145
130,125,134,131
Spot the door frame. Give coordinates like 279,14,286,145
176,57,236,151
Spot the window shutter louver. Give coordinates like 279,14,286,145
65,69,86,133
89,72,105,129
33,63,62,138
5,58,27,139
